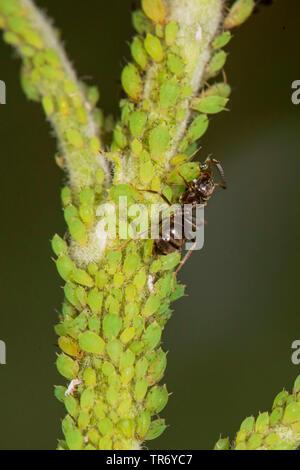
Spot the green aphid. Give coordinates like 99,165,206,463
76,285,87,307
202,82,231,99
224,0,255,30
294,375,300,393
102,361,116,377
106,295,120,315
42,95,54,117
106,339,123,363
131,138,143,156
56,353,79,380
150,259,162,274
145,418,166,440
87,262,98,276
118,419,134,439
64,282,81,310
56,254,74,281
247,433,263,450
68,218,87,245
240,415,255,433
147,349,167,385
110,184,138,205
78,331,105,355
206,50,227,78
72,268,94,287
106,387,119,407
0,0,23,15
121,64,142,101
255,412,269,433
120,349,135,369
186,114,209,143
142,295,161,318
129,341,144,355
144,33,164,62
159,79,180,109
269,407,283,427
272,390,289,408
136,410,151,439
133,269,147,291
83,367,96,387
213,31,232,50
95,269,108,289
167,162,200,184
135,357,149,379
146,385,168,414
123,253,141,277
170,284,185,302
282,401,300,425
214,437,230,450
20,68,40,101
23,29,44,49
58,96,69,116
87,86,100,107
132,10,152,35
113,272,125,288
103,314,122,340
131,37,148,70
65,395,79,419
66,128,84,148
51,234,68,257
58,336,80,358
113,126,127,150
61,186,72,207
134,377,148,402
89,136,100,155
144,322,162,350
165,21,178,45
80,387,95,410
192,95,228,114
121,366,135,386
88,315,101,333
167,53,184,77
120,327,136,344
62,415,75,436
64,205,78,224
129,110,147,138
78,410,90,430
87,288,103,314
98,417,113,437
140,160,155,185
98,436,112,450
149,125,170,158
54,385,66,403
264,433,280,448
7,16,29,34
3,31,20,46
161,252,181,271
142,0,166,24
65,429,83,451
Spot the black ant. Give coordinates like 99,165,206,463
137,156,227,283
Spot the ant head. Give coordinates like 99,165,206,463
199,156,212,173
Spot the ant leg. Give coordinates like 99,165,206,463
171,241,198,290
176,169,189,187
212,159,227,189
134,188,172,206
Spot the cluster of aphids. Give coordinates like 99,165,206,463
142,157,227,276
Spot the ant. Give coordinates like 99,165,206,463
137,156,227,283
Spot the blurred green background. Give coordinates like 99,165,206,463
1,0,300,450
